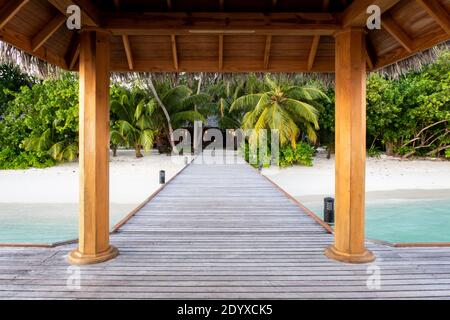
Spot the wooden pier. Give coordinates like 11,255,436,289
1,158,450,299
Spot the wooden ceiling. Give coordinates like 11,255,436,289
0,0,449,73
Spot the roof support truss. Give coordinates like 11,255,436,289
416,0,450,35
0,0,29,29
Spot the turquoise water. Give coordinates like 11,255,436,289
306,198,450,243
1,199,450,244
0,203,135,244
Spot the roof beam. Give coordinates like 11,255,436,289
416,0,450,35
307,35,320,71
218,35,224,71
0,0,30,29
114,0,134,70
171,35,179,71
381,13,413,52
167,0,173,11
365,36,376,70
342,0,401,27
104,13,340,36
32,14,66,52
263,35,272,69
65,33,80,70
308,0,330,72
47,0,100,27
122,35,134,70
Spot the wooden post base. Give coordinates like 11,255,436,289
325,245,375,264
68,246,119,265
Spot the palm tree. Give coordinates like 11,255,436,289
110,86,157,158
206,79,247,130
230,75,328,147
144,76,209,152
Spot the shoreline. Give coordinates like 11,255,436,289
0,150,187,204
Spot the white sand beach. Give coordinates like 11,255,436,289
0,149,449,206
263,150,450,203
0,150,187,205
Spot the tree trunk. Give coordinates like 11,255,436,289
385,142,395,156
146,75,176,151
112,146,117,157
135,144,143,158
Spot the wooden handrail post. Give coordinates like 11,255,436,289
325,27,375,264
68,30,119,265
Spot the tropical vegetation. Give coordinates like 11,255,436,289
0,49,448,169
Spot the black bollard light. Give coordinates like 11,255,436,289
184,157,188,165
324,197,335,224
159,170,166,184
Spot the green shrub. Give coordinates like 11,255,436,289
0,72,78,169
279,143,315,168
445,149,450,159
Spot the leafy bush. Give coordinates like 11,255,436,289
0,73,78,169
279,143,315,168
445,148,450,159
0,63,33,116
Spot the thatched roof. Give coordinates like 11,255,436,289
0,41,61,78
2,39,449,86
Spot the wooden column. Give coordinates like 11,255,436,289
325,27,375,264
68,30,119,265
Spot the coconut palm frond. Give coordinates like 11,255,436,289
230,94,263,111
283,99,320,129
161,85,192,109
134,99,146,121
286,86,329,102
171,110,206,126
305,122,318,144
110,129,127,146
264,75,279,91
181,93,211,109
140,129,155,152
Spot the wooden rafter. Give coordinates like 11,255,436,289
32,14,66,52
307,0,330,72
0,0,29,29
381,13,413,52
167,0,173,11
218,35,224,71
122,35,134,70
307,35,320,71
171,35,179,71
115,0,134,70
416,0,450,35
104,13,340,36
342,0,401,27
47,0,100,27
263,35,272,69
65,33,80,70
365,36,376,70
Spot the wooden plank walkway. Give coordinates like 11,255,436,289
1,156,450,299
